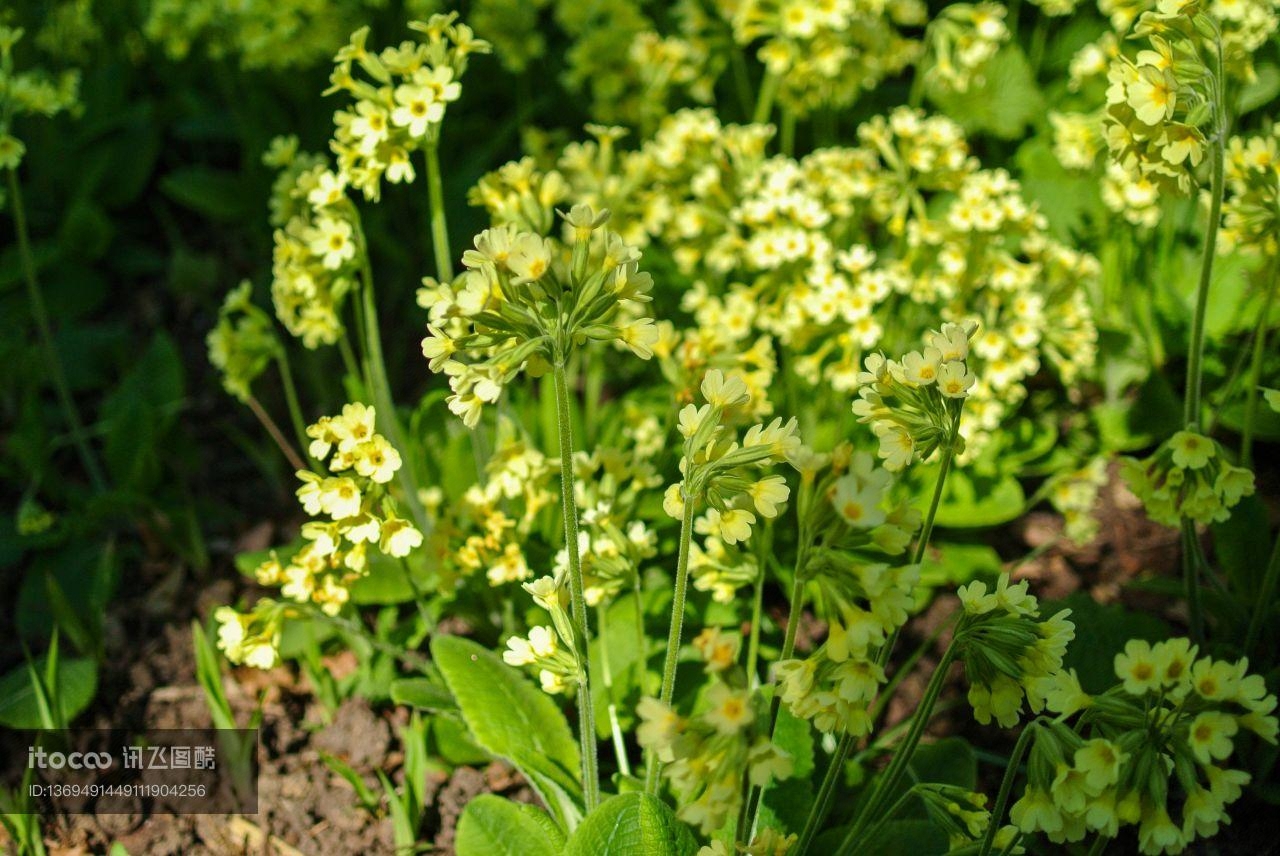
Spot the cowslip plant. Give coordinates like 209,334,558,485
196,3,1280,855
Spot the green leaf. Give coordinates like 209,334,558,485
1015,137,1104,240
349,551,436,605
456,795,564,856
1052,594,1169,694
0,656,97,729
919,543,1002,588
431,635,584,829
908,738,977,791
159,167,253,221
390,677,458,712
863,818,947,854
564,793,697,856
929,46,1044,140
928,469,1026,529
1238,64,1280,115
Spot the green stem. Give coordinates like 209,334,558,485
780,108,797,157
745,559,767,686
795,731,855,855
275,349,313,466
741,545,810,838
553,361,600,810
976,721,1037,856
1241,260,1278,466
1185,69,1227,430
1244,531,1280,655
645,483,697,794
837,643,958,855
424,142,454,282
358,265,430,536
338,332,362,389
7,168,107,493
753,71,780,125
597,604,632,778
244,393,307,472
1182,517,1206,644
877,423,958,670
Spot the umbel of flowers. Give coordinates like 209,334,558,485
773,449,923,737
420,203,658,428
955,574,1076,728
215,404,422,668
1121,429,1254,525
1006,640,1278,855
637,628,794,835
852,320,978,471
326,14,490,201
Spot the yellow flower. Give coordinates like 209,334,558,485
1114,639,1161,696
1187,711,1238,765
379,515,423,557
704,684,755,735
1168,430,1214,469
747,475,790,518
1127,65,1177,126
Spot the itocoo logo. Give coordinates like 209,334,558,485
27,746,113,770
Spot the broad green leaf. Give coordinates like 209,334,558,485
1015,137,1104,240
929,46,1044,140
390,678,457,712
928,470,1026,529
863,818,948,854
159,167,252,221
919,543,1002,588
1052,594,1169,694
1238,64,1280,115
431,635,583,829
564,793,697,856
456,795,563,856
0,656,97,729
908,738,977,791
348,551,435,605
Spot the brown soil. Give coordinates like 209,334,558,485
0,526,529,856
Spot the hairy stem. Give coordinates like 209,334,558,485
425,142,454,282
837,643,958,855
645,485,697,794
1241,261,1278,466
976,720,1037,856
553,361,600,810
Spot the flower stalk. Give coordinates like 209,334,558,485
553,359,601,810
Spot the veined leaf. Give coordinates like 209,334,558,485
564,793,697,856
456,795,563,856
431,635,583,829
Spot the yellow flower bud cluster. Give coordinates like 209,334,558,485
206,281,282,404
262,142,363,349
637,661,794,834
852,322,978,471
442,416,555,589
1121,430,1255,526
421,204,657,429
0,25,80,180
567,446,662,606
144,0,374,70
1010,638,1278,854
1220,128,1280,257
956,573,1075,728
230,404,422,634
214,602,283,671
723,0,924,115
667,370,801,546
1103,5,1224,198
326,15,490,201
920,3,1009,95
774,565,916,736
1045,457,1108,545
